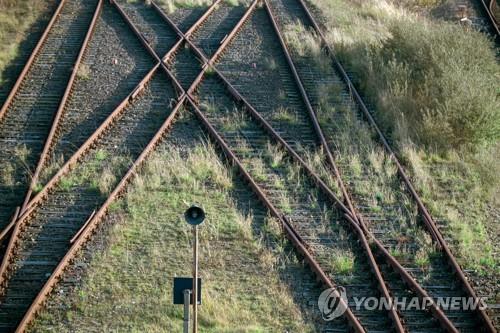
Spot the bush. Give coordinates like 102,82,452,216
340,19,500,151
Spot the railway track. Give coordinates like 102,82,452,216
263,0,489,330
0,69,178,331
0,1,260,331
0,0,101,238
181,0,496,330
0,0,496,331
265,0,496,331
35,1,162,187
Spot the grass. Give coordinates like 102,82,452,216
57,149,131,196
76,63,90,80
310,0,499,151
331,253,355,274
30,141,313,332
271,106,297,124
0,161,14,186
0,0,51,86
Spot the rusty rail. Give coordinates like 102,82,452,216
480,0,500,36
20,0,104,213
11,1,259,331
0,0,69,122
294,0,496,331
263,2,407,331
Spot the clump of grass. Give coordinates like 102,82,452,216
56,149,130,195
14,144,30,163
200,99,217,113
414,248,430,268
278,191,292,214
249,157,268,182
284,23,329,71
272,106,297,123
154,0,212,13
0,161,14,186
318,82,344,106
204,65,215,76
224,0,239,6
76,63,91,80
277,89,286,100
331,252,355,274
94,149,108,162
266,142,285,169
264,57,277,70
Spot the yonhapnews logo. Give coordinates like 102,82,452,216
317,286,348,321
318,287,488,322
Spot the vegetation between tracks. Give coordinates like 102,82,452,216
0,0,52,85
31,137,313,332
287,0,499,274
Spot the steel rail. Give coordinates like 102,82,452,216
154,3,463,330
0,0,223,246
0,0,69,122
20,0,104,213
263,2,407,331
264,1,463,332
0,0,223,293
479,0,500,37
294,0,496,331
11,1,258,331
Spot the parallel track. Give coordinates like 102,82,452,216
0,1,254,331
265,0,487,331
0,0,100,235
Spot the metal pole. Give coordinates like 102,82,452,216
192,225,198,333
183,289,191,333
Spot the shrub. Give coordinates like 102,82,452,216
340,19,500,151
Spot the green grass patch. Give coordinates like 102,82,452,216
30,142,313,332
